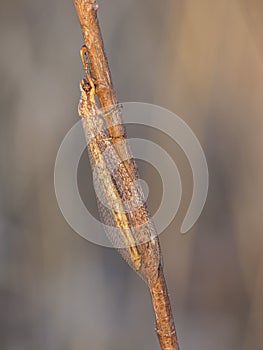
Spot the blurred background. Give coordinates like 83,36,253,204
0,0,263,349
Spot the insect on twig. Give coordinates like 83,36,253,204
74,1,180,349
77,43,180,350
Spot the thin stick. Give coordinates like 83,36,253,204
73,1,180,349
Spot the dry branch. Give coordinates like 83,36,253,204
73,1,180,349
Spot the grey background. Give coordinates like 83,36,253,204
0,0,263,349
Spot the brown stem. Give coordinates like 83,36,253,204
73,1,180,349
150,267,180,350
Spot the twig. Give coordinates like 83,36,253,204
73,1,180,349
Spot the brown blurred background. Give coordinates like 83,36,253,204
0,0,263,349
